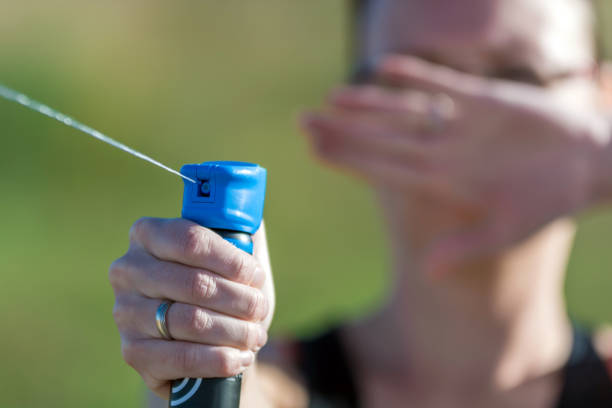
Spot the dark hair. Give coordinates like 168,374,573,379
348,0,372,83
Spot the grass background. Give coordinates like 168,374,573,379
1,1,611,406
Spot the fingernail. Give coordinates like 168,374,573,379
240,350,255,367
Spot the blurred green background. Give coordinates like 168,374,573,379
1,1,612,406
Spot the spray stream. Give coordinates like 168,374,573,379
0,84,196,184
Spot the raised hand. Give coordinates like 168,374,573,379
302,55,612,275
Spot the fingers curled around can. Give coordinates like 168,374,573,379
113,295,268,351
127,217,265,288
109,250,269,322
121,339,255,396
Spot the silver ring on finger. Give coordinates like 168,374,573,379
155,300,174,340
425,93,455,133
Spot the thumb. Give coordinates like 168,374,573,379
252,221,275,329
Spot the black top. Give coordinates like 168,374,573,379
296,327,612,408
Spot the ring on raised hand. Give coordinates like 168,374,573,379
424,93,455,133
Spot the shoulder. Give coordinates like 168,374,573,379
593,325,612,379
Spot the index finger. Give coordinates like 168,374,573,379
129,217,264,287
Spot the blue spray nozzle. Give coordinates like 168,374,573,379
181,161,267,235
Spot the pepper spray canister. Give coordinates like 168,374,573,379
171,161,267,408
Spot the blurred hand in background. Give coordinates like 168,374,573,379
303,54,612,276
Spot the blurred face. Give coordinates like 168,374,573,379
352,0,597,250
359,0,595,89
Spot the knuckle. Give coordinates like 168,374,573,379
121,340,141,369
108,256,129,289
245,290,267,321
188,272,218,302
185,307,213,335
174,345,199,373
183,225,212,257
129,217,150,243
213,349,241,377
240,323,260,350
112,301,126,328
231,255,256,284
